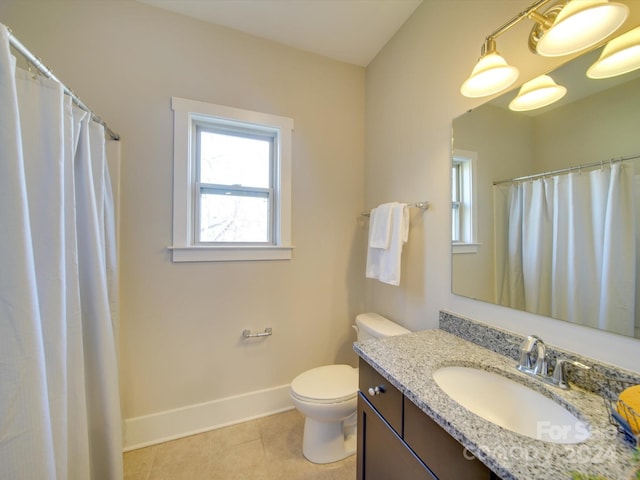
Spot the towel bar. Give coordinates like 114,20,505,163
361,201,429,217
242,327,273,338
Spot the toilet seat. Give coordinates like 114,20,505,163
290,365,358,404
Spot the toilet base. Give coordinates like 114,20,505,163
302,413,356,464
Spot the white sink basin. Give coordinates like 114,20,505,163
432,366,590,444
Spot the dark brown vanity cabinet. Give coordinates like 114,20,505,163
357,390,436,480
357,358,495,480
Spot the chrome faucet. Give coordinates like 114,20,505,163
516,335,548,376
516,335,590,389
551,358,591,389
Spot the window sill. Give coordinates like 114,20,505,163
452,242,481,254
168,245,295,262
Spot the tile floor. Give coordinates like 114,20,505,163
123,409,356,480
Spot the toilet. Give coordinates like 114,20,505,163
289,312,410,464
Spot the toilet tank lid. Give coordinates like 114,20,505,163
355,312,411,337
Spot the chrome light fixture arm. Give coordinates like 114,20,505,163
484,0,554,44
461,0,631,99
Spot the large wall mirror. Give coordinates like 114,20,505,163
451,34,640,340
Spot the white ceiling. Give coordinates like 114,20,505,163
136,0,423,66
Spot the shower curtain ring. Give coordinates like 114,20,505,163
26,59,36,79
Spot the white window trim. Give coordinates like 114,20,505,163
170,97,294,262
452,242,481,254
452,149,480,255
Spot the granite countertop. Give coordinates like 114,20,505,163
354,329,638,480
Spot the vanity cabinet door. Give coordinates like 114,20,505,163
357,393,436,480
358,358,403,434
403,397,492,480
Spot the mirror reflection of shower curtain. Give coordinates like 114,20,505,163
496,163,636,337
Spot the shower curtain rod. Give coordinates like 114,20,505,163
7,29,120,141
493,153,640,186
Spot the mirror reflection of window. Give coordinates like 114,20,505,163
452,149,479,254
451,162,461,242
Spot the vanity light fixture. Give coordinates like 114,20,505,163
461,0,629,98
587,26,640,79
460,38,519,97
508,74,567,111
529,0,629,57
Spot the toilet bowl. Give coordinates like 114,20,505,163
289,313,410,464
290,365,358,464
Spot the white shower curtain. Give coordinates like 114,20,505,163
497,163,636,336
0,24,123,479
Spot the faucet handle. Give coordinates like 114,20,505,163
520,335,542,351
517,335,543,372
552,358,591,389
532,338,548,376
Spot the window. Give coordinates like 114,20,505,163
171,97,294,262
196,124,273,244
452,149,479,254
452,161,462,242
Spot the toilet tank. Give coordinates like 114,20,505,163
355,313,410,341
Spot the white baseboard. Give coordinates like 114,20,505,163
123,384,294,451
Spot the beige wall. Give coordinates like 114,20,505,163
535,77,640,171
4,0,640,441
0,0,366,422
365,0,640,371
452,104,535,303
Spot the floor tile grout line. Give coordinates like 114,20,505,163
123,410,355,480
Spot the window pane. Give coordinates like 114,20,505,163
452,164,460,202
200,193,269,243
452,203,460,242
452,164,460,241
199,130,271,188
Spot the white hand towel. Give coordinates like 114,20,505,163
366,241,382,281
366,202,394,280
366,203,409,286
378,203,409,286
368,203,395,249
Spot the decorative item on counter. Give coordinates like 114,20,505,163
618,385,640,436
602,378,640,445
583,379,640,480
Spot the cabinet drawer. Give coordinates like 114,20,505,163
403,397,491,480
358,358,403,434
357,393,436,480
